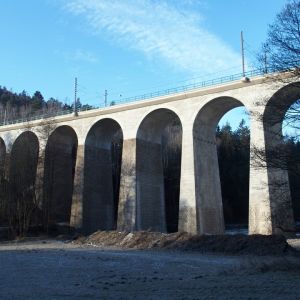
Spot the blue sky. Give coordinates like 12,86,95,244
0,0,287,127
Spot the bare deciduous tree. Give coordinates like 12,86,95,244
0,117,58,238
260,0,300,75
254,0,300,170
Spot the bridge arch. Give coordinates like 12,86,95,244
0,137,6,226
83,118,123,233
43,125,78,227
0,137,5,179
262,82,300,233
9,131,39,230
136,108,182,232
264,82,300,131
193,96,249,233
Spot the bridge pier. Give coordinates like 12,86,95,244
0,138,5,180
136,139,166,232
248,128,273,234
249,115,295,235
70,144,84,229
193,125,225,235
178,124,197,234
117,138,138,231
267,166,295,235
35,145,45,220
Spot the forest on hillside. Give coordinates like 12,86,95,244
0,86,93,123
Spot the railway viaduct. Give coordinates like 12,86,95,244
0,72,298,235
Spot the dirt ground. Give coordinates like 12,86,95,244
75,231,297,256
0,238,299,300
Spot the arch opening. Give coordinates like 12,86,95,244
193,97,250,234
0,138,7,226
217,107,250,233
8,132,39,233
0,137,6,227
283,131,300,231
264,82,300,234
0,138,5,179
43,126,78,227
136,109,182,233
83,119,123,234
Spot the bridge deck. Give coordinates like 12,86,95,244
0,69,267,127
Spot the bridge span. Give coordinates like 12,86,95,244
0,73,298,235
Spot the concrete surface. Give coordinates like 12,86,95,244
0,240,300,300
0,75,299,235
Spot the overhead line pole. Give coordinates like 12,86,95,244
241,30,245,77
74,77,78,116
240,31,249,82
104,89,108,107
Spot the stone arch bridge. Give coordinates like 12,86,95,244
0,74,298,235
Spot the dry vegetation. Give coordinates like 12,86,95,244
73,231,298,256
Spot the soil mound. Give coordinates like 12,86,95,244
74,231,296,256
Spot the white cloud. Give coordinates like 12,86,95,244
72,49,98,63
63,0,241,75
59,49,99,63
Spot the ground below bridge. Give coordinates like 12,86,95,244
0,236,299,299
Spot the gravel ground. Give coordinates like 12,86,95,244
0,239,299,300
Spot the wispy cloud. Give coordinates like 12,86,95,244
58,49,99,63
72,49,99,63
63,0,241,75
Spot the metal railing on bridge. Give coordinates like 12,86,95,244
0,68,270,127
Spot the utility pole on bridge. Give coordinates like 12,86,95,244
240,31,249,82
241,31,245,77
74,77,78,116
104,89,108,107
